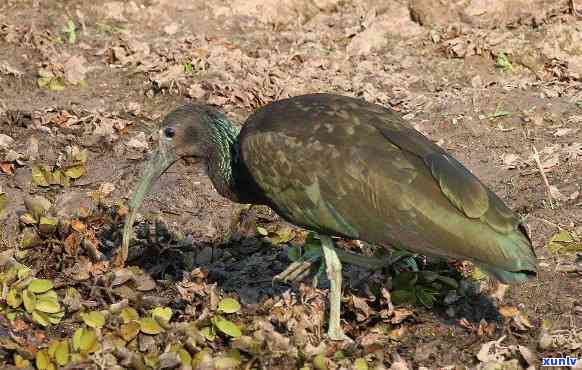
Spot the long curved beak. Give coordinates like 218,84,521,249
117,133,178,266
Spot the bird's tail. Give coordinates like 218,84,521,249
476,225,537,284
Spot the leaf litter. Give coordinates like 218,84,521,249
1,0,582,368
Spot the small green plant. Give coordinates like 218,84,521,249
486,104,512,119
183,62,195,74
200,298,243,341
495,52,513,72
62,19,76,45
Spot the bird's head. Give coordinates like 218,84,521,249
119,104,237,261
158,104,221,161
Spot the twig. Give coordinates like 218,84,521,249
531,145,555,204
570,0,581,17
525,215,566,231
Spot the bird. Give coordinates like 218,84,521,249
119,93,537,341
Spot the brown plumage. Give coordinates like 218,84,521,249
120,93,537,340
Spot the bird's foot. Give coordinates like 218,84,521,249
273,244,419,286
273,248,321,285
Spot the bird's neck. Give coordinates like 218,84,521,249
205,116,242,202
206,114,269,205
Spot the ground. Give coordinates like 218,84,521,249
0,0,581,369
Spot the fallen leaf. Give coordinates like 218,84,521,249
140,317,163,335
212,316,242,338
151,307,172,324
64,55,89,85
135,274,156,291
498,305,519,318
501,153,520,169
98,182,115,196
0,134,15,149
28,279,54,293
126,132,149,150
71,219,86,233
218,298,242,314
64,233,80,255
31,165,51,187
545,231,582,253
64,164,85,179
81,311,106,328
0,162,14,175
120,321,140,341
73,327,98,352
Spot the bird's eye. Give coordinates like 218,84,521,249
164,127,175,138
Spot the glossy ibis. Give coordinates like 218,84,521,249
119,93,537,340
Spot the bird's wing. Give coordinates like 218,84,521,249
237,94,535,280
370,116,521,235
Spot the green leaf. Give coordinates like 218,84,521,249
256,226,268,236
215,355,242,369
48,339,59,358
35,290,61,314
38,76,66,91
119,321,140,341
287,245,302,262
313,354,328,370
0,193,7,215
32,310,51,327
218,298,241,314
354,358,369,370
120,307,139,323
22,289,36,313
192,349,212,367
390,289,417,306
151,306,172,324
64,19,76,45
392,272,418,289
6,289,22,308
20,213,37,225
200,326,216,341
55,340,69,366
31,165,50,187
21,228,42,249
14,354,31,368
177,348,191,365
495,52,513,72
82,311,106,328
47,311,64,325
183,62,194,74
140,317,163,335
545,230,582,253
212,315,242,338
268,227,294,244
38,217,58,234
64,164,85,179
471,266,488,280
416,287,438,308
17,266,32,279
28,279,54,293
36,349,51,370
73,327,97,352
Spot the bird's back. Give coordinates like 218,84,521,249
237,94,536,283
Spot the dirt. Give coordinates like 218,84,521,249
1,0,582,369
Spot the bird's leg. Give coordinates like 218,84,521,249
319,235,351,341
273,251,322,283
274,243,416,285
